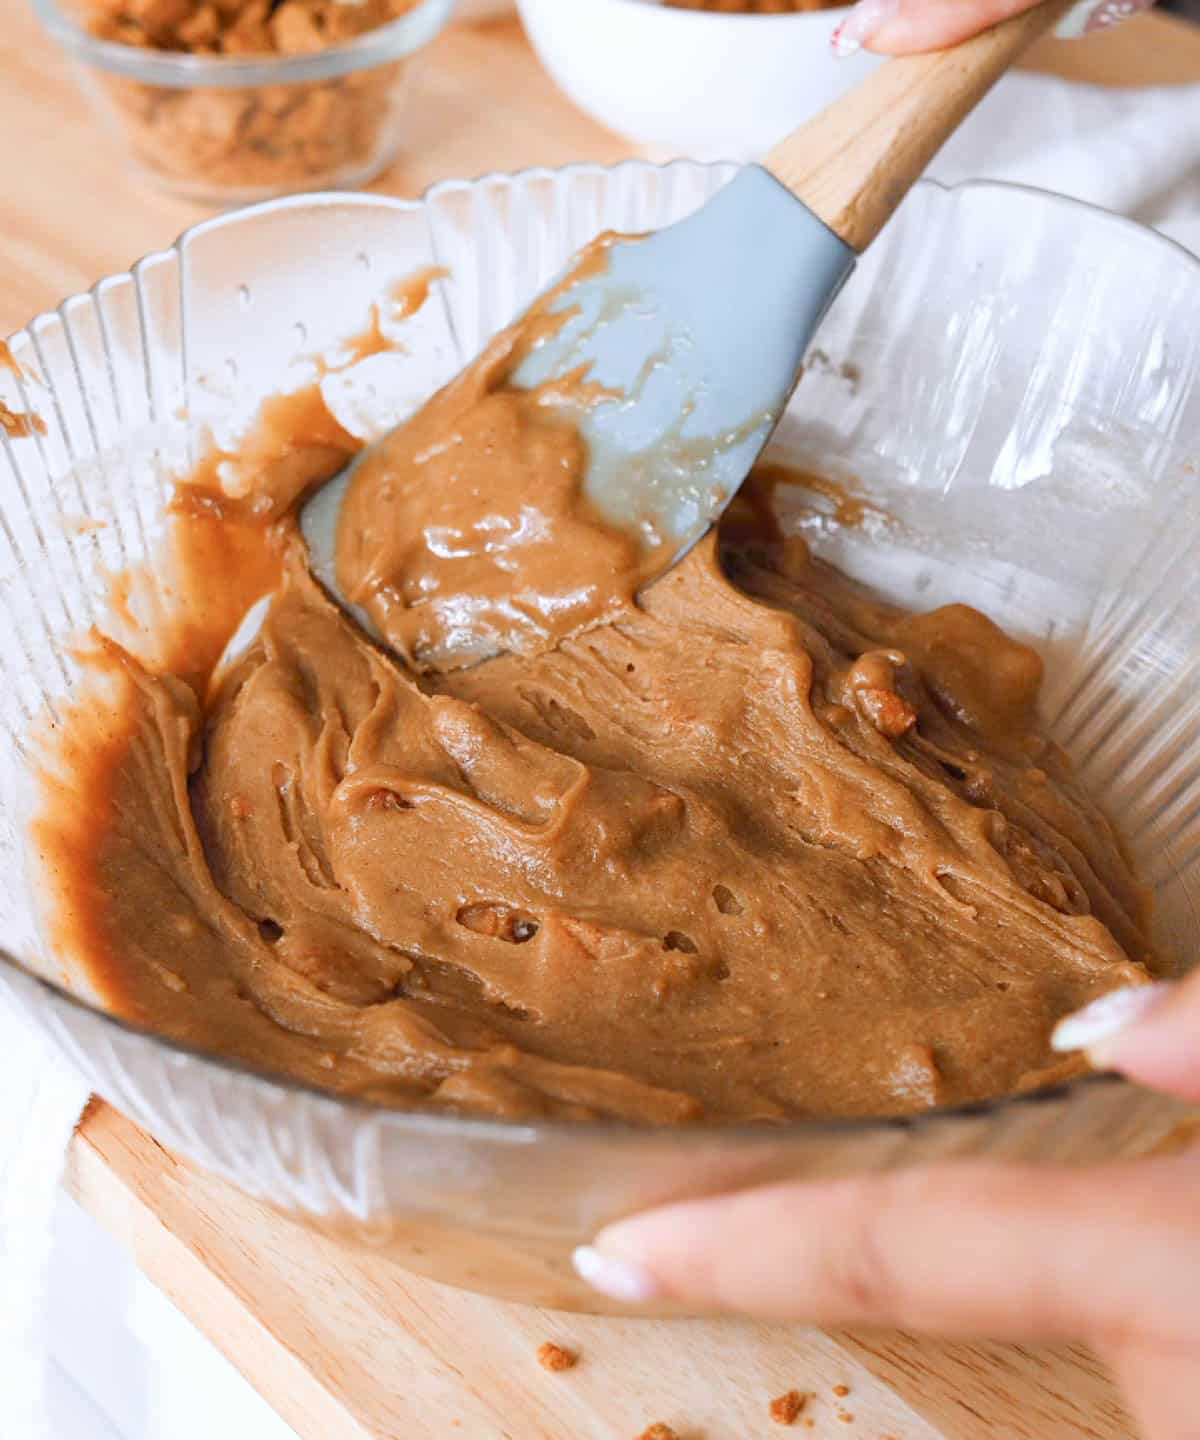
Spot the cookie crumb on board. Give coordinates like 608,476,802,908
536,1341,578,1373
832,1384,851,1397
769,1389,808,1425
636,1426,680,1440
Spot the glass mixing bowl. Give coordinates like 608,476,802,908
0,164,1197,1313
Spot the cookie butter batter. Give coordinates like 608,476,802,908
35,287,1161,1125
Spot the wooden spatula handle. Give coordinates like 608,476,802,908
766,0,1073,252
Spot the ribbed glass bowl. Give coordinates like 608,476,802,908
1,165,1197,1313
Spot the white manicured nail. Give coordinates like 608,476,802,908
830,0,901,57
1051,983,1172,1058
572,1245,659,1305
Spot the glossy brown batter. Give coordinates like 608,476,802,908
0,401,46,439
34,287,1162,1125
336,311,670,672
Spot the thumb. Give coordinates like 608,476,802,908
572,1149,1200,1335
831,0,1153,58
833,0,1042,59
1051,969,1200,1099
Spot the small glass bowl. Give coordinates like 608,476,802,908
1,165,1198,1313
30,0,455,204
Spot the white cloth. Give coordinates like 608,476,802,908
0,68,1197,1440
929,73,1200,254
0,999,89,1440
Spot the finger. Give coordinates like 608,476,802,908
1052,970,1200,1100
574,1152,1200,1339
832,0,1044,58
831,0,1155,57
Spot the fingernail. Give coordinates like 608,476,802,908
1056,0,1153,38
572,1245,660,1305
830,0,901,58
1051,982,1173,1059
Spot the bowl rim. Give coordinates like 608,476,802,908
4,159,1193,1147
28,0,455,88
519,0,850,27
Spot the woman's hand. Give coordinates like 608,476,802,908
573,974,1200,1440
830,0,1156,57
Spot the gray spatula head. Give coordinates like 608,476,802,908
299,165,853,644
510,165,855,556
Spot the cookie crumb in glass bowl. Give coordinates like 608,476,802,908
81,0,421,51
30,0,454,202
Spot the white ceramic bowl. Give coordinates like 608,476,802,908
1,165,1198,1312
516,0,884,158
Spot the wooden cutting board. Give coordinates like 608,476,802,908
67,1101,1141,1440
4,6,1200,1437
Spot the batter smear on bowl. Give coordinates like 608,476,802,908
33,276,1162,1126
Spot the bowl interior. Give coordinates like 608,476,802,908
770,180,1200,964
0,166,1197,1216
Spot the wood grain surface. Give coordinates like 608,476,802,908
4,4,1198,1436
